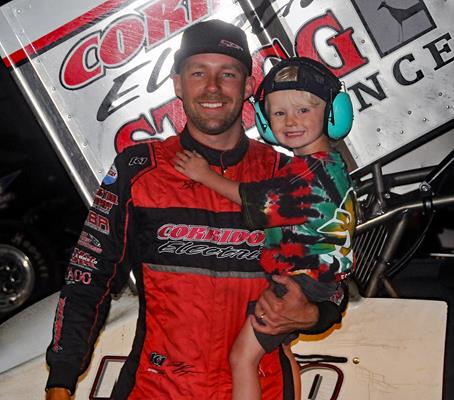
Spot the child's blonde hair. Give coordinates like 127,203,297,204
265,65,325,112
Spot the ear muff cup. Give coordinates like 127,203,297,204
327,91,354,140
253,100,279,145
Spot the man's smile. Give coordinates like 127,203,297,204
200,102,224,109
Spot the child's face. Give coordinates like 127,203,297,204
267,90,329,155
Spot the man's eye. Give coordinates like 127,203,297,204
223,72,236,78
192,71,204,77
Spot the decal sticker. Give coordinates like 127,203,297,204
102,164,118,185
78,231,103,254
156,224,265,261
70,247,98,269
65,267,93,285
351,0,435,57
149,352,167,367
128,156,148,166
85,211,110,235
51,297,66,353
94,187,119,214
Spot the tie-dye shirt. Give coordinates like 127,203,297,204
240,151,356,304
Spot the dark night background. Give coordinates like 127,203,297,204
0,53,87,319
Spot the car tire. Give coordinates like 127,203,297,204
0,220,60,317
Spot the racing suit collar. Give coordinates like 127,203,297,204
180,126,249,168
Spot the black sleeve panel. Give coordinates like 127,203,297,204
46,143,155,393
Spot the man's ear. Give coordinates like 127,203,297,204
173,74,182,100
244,75,256,101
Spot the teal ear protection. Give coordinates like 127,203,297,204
253,57,353,145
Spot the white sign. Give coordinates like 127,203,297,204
1,0,453,202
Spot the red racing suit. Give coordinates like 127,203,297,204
46,129,301,399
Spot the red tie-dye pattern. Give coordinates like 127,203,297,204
319,264,329,273
291,185,312,198
260,249,293,274
279,242,304,258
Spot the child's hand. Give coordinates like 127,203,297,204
173,150,211,183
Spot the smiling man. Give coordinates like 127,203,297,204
45,20,335,400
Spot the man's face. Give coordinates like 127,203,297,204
173,53,254,136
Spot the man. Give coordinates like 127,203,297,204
46,19,343,400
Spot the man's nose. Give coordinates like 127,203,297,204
205,74,221,92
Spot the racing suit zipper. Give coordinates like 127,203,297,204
220,152,227,175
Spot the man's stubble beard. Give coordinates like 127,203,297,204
182,98,244,136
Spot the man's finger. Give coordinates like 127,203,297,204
250,314,272,333
271,274,296,290
272,275,309,302
250,314,288,335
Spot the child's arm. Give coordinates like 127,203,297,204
173,150,242,205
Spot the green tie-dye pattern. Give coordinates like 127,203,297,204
241,151,357,283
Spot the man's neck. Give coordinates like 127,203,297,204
186,122,244,151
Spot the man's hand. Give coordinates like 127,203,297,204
46,388,72,400
251,275,319,335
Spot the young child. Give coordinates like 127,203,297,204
173,57,356,400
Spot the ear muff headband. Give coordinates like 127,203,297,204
254,57,354,144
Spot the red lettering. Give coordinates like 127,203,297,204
187,226,208,240
61,1,217,88
169,225,189,239
75,269,92,284
94,197,112,212
86,211,110,234
157,224,173,238
66,268,92,285
99,15,145,67
105,191,118,204
150,97,186,134
61,32,103,89
247,231,265,246
219,229,233,244
96,188,118,204
114,114,156,154
66,268,74,281
98,215,110,233
204,228,221,242
230,230,249,244
157,224,264,247
115,99,186,154
87,210,98,226
295,11,367,78
327,27,368,76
